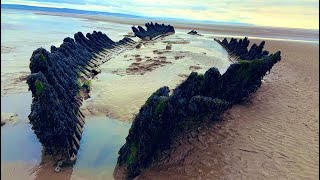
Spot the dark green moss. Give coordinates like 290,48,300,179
197,73,205,79
146,88,162,104
83,80,91,87
155,97,168,114
35,80,44,95
82,80,92,91
77,80,82,89
234,59,264,83
76,70,82,77
126,143,138,165
238,60,250,64
39,54,46,61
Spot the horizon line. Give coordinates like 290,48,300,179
1,3,319,32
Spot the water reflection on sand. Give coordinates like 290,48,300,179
1,94,131,180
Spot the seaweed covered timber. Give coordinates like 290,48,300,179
131,22,175,40
26,31,136,168
187,30,202,36
115,37,282,179
214,37,270,62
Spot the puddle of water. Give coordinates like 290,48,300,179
1,93,131,180
1,122,41,163
71,116,131,179
1,92,42,179
1,92,32,120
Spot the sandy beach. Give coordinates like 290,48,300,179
136,40,319,179
1,8,319,180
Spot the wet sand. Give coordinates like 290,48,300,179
136,40,319,179
1,112,18,126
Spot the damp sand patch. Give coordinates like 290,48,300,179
1,72,30,95
1,46,15,54
189,65,202,71
1,113,18,126
125,56,172,75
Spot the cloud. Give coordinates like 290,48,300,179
2,0,319,29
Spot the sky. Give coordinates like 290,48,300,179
2,0,319,29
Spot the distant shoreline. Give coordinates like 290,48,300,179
2,6,319,43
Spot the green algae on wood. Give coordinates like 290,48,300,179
39,53,46,61
35,80,44,95
155,97,168,114
126,143,138,165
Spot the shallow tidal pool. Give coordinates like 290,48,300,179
1,93,131,180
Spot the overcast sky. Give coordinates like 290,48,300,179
2,0,319,29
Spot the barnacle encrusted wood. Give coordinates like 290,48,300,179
131,22,175,40
214,37,270,61
26,31,136,162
